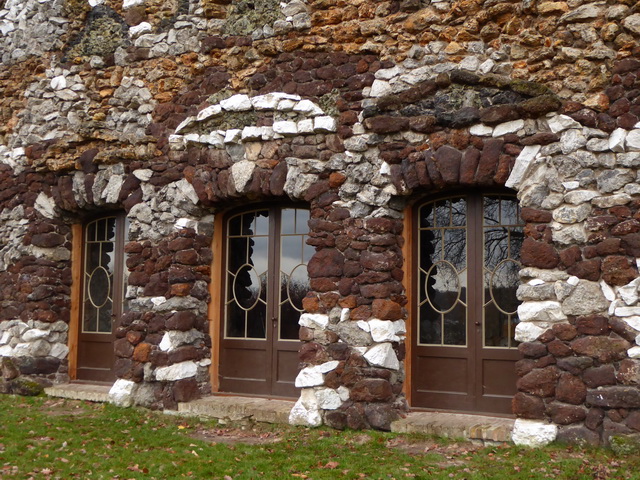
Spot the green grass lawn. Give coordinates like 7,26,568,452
0,395,637,479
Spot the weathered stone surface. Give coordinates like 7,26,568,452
517,367,559,397
587,386,640,408
512,419,557,447
556,373,587,405
570,336,630,363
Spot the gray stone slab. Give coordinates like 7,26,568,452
45,383,111,403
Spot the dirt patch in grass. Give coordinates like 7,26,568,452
190,426,283,445
40,398,96,417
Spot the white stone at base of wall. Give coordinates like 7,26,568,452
109,379,137,407
511,419,558,447
289,388,322,427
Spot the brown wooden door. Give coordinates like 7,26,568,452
220,207,310,398
77,214,128,383
411,193,523,414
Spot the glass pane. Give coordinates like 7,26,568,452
434,200,449,227
251,236,269,278
83,301,97,332
228,237,248,272
484,228,509,269
98,300,112,333
444,229,466,270
426,261,460,314
485,302,510,347
233,264,261,310
444,303,466,346
510,228,524,261
451,198,466,226
87,221,96,242
228,214,242,236
501,198,520,225
295,209,309,234
96,218,106,241
226,302,245,337
484,197,500,225
280,300,300,340
86,243,101,272
419,303,440,344
88,266,111,308
489,259,520,315
254,210,269,236
246,300,267,339
101,241,115,273
281,236,303,272
419,202,434,228
281,208,296,235
106,217,116,242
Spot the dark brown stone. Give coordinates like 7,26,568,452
479,105,520,125
173,378,199,402
364,403,397,431
602,255,637,286
308,249,345,277
556,373,587,405
587,386,640,408
114,338,134,358
518,342,548,358
433,145,461,185
520,238,560,269
517,366,558,397
512,392,545,419
459,147,480,186
585,407,605,430
547,339,572,357
626,411,640,431
364,116,410,134
566,259,601,281
621,233,640,257
475,138,504,185
559,246,582,267
551,323,578,341
556,425,601,445
547,402,587,425
617,359,640,385
570,336,630,363
520,207,552,223
350,378,393,402
299,342,329,363
166,311,196,331
575,315,609,336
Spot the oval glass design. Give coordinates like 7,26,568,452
88,266,110,308
490,259,520,315
287,263,309,312
425,260,461,314
233,264,262,310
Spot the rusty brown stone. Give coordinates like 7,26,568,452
512,392,545,419
516,366,558,397
602,255,637,286
575,315,609,336
556,373,587,405
583,365,617,388
520,238,560,269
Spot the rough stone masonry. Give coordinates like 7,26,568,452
3,0,640,447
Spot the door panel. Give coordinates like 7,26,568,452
77,215,127,383
411,194,522,414
220,207,309,398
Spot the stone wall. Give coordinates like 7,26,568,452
2,0,640,443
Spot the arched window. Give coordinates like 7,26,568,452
411,192,523,414
219,206,311,397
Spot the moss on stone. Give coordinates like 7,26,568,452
201,110,259,131
318,89,341,117
63,0,91,20
10,377,45,397
509,79,552,97
223,0,283,36
65,6,129,61
610,434,640,455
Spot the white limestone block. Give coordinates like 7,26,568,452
50,75,66,90
505,145,540,189
394,320,406,335
564,189,599,205
133,169,153,181
514,322,549,343
200,133,224,147
297,119,314,134
357,320,370,332
123,0,145,8
315,388,342,410
241,126,264,141
129,22,152,38
547,114,581,133
295,366,325,387
529,279,546,286
493,119,524,137
220,94,252,111
619,280,640,305
609,128,627,153
299,313,329,329
34,192,57,219
623,316,640,331
380,161,391,175
314,116,337,133
369,319,400,342
231,160,255,192
369,79,393,97
364,343,400,370
109,379,137,407
251,94,280,110
273,120,298,135
22,329,49,342
293,99,324,116
592,194,632,208
601,280,616,302
183,133,200,145
0,345,14,356
151,296,167,306
277,99,297,111
560,129,588,154
628,346,640,359
196,104,222,122
155,361,198,381
626,130,640,151
175,116,195,134
375,66,402,80
224,129,242,144
318,360,340,373
49,343,69,360
517,301,567,323
615,306,640,317
159,329,204,352
168,135,185,149
512,419,557,447
289,388,322,426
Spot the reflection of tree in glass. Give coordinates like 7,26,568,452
280,276,310,340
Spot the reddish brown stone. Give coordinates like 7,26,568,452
114,338,134,358
172,378,199,403
559,246,582,267
459,147,480,186
566,259,601,281
308,248,345,277
512,392,545,419
520,238,560,269
575,315,609,336
583,365,617,388
585,407,605,431
299,342,329,363
520,207,552,223
547,402,587,425
556,373,587,405
602,255,637,286
626,411,640,431
617,359,640,385
518,342,548,358
587,386,640,408
547,339,573,357
551,323,578,341
475,138,504,185
621,233,640,257
571,336,630,364
516,366,558,397
350,378,393,402
515,358,536,377
433,145,461,185
371,299,403,320
364,116,410,133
